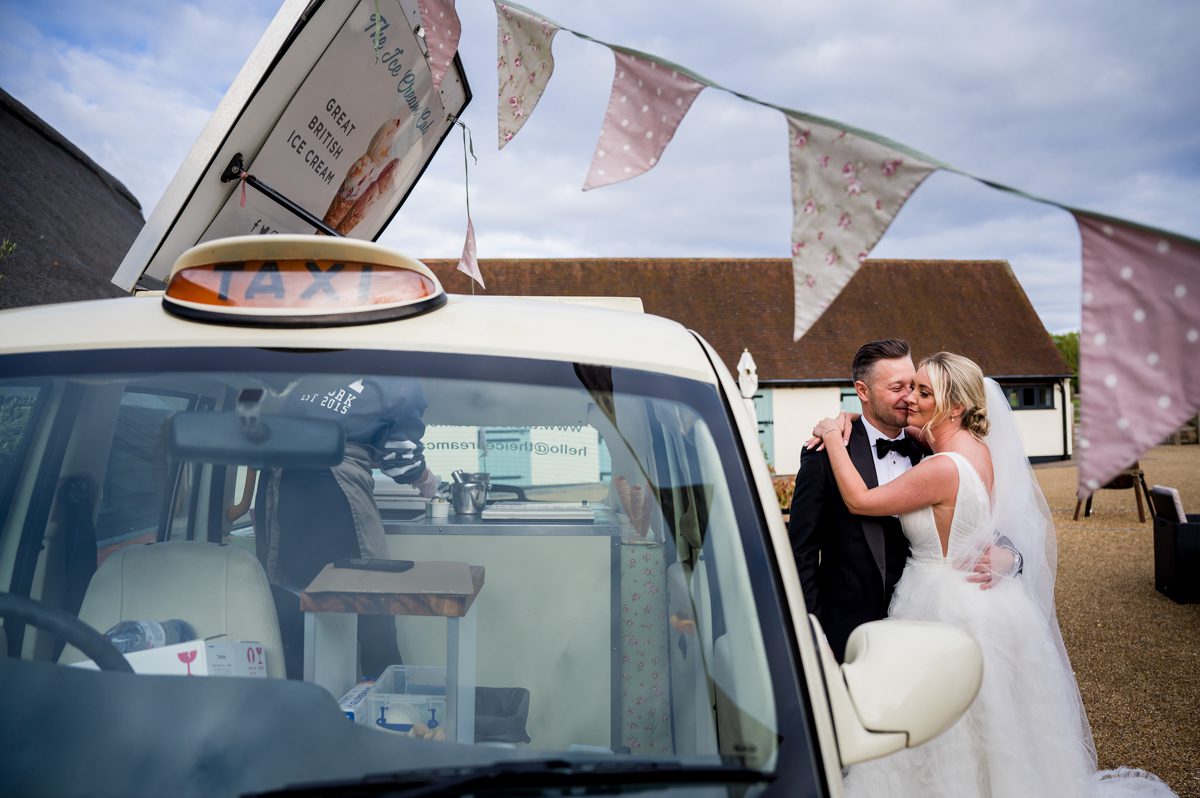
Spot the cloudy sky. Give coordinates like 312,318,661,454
2,0,1198,333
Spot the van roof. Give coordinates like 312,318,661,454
0,294,716,384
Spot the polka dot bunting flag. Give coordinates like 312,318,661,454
583,52,705,191
1076,214,1199,497
417,0,461,92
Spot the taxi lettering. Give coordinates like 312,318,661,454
163,244,438,319
245,263,284,299
212,261,361,303
299,262,344,299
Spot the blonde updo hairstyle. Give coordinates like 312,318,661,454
918,352,990,441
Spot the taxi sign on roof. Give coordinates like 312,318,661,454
163,235,445,326
113,0,470,292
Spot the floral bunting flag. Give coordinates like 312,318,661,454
417,0,461,91
1075,214,1199,496
495,1,559,149
457,216,485,289
583,52,705,191
787,116,936,340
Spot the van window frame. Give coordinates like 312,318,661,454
5,383,83,654
0,345,822,789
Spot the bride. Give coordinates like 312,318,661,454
811,352,1175,798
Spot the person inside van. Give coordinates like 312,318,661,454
253,375,438,679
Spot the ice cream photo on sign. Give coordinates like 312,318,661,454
323,116,416,235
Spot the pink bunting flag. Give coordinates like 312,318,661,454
457,216,485,289
583,52,705,191
787,116,935,340
1075,215,1199,496
495,2,559,149
417,0,461,92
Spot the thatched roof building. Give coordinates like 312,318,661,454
0,87,142,309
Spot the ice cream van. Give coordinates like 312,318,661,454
0,1,982,796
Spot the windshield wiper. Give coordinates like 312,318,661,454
247,757,773,798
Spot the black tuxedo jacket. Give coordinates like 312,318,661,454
788,419,913,662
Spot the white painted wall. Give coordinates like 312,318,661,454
385,533,612,747
764,377,1073,473
768,386,842,476
1013,378,1073,459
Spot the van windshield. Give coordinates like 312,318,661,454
0,347,811,795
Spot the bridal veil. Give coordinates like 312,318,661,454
982,377,1098,764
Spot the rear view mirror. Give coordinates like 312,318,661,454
166,411,345,469
811,616,982,766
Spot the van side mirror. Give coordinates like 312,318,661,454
810,616,982,766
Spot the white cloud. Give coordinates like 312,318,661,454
1,0,1197,338
1,1,273,207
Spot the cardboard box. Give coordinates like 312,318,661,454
71,639,267,677
301,561,484,618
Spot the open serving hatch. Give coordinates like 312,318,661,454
112,0,471,292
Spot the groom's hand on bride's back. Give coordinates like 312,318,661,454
965,543,1020,589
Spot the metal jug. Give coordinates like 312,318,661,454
451,470,491,487
450,479,488,515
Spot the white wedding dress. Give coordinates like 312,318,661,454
843,450,1175,798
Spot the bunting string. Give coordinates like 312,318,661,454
483,0,1198,495
493,1,1196,247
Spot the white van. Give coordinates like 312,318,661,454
0,2,981,796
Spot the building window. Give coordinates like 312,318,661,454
752,390,774,468
840,388,862,414
1005,384,1054,410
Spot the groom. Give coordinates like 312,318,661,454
788,338,1017,661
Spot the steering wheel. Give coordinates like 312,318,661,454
0,592,133,673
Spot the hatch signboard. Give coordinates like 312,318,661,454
113,0,470,291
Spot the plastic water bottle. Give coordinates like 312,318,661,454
104,619,197,653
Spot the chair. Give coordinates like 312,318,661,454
1148,486,1200,603
1073,461,1152,522
59,541,286,678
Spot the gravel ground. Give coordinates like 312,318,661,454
1035,445,1200,796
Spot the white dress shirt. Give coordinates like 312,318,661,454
861,416,913,487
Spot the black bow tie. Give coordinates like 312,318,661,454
875,436,919,462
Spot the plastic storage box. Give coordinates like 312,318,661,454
368,665,447,736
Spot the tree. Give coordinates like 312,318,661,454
1052,331,1079,393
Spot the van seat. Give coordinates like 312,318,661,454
59,541,285,679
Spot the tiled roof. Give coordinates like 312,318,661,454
422,257,1069,383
